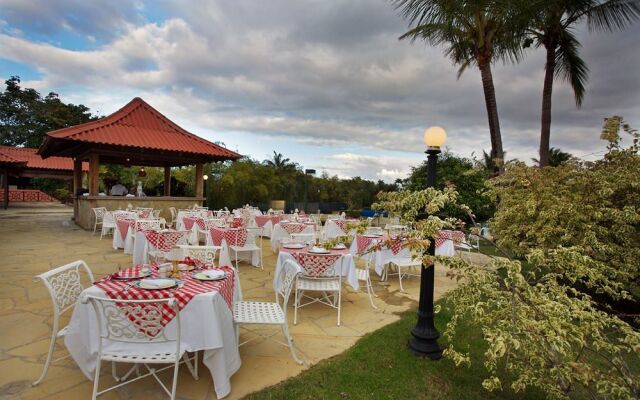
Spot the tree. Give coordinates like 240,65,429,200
525,0,640,167
263,151,298,172
371,118,640,397
404,151,494,221
0,76,95,147
393,0,525,169
531,146,573,166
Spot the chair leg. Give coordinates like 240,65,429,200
337,288,342,326
93,220,97,234
294,289,299,325
397,265,405,292
281,324,303,365
170,359,180,400
32,329,57,386
365,274,378,309
91,360,102,400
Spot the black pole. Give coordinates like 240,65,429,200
408,147,442,360
203,179,208,208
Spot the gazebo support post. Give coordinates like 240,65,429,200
88,153,99,196
164,166,171,196
73,159,82,219
195,163,204,200
2,168,8,210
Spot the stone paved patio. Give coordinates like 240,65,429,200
0,203,487,400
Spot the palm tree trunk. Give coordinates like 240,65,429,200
478,60,504,172
539,45,556,168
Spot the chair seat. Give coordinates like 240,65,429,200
234,301,284,324
297,277,341,291
101,350,184,364
389,257,421,268
355,268,369,281
230,245,260,252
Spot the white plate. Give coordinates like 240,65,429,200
283,243,305,249
309,248,330,254
193,271,227,281
332,244,346,250
364,234,382,238
136,278,179,290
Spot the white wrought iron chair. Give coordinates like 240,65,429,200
233,259,303,364
228,229,263,270
32,260,94,386
454,233,480,252
82,296,197,400
100,211,116,240
92,207,107,235
177,245,222,265
169,207,177,227
293,253,343,326
386,257,422,292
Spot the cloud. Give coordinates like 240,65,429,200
0,0,638,182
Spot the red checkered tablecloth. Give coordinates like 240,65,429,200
143,230,188,252
230,217,245,228
388,238,404,255
210,227,248,246
333,219,358,232
183,216,206,230
280,223,307,235
356,235,378,253
435,230,466,248
95,264,235,335
116,218,135,240
293,252,342,278
255,215,281,227
137,210,151,219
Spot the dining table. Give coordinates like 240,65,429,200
269,222,316,252
253,215,283,238
64,263,242,399
274,244,359,292
208,226,255,267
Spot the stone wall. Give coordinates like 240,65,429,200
76,196,204,230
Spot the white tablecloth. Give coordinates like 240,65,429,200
274,250,359,291
65,282,242,399
323,219,356,240
269,223,316,252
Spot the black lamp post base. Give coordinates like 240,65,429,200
408,335,443,360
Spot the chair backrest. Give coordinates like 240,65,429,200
152,209,161,218
92,207,107,219
83,296,179,344
277,260,302,310
35,260,94,316
136,219,161,231
178,245,220,265
295,253,341,278
194,206,208,211
169,207,177,220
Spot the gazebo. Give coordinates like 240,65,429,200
38,97,241,228
0,145,89,209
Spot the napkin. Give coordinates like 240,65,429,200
201,269,225,279
141,278,174,288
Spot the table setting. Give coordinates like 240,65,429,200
275,242,358,291
270,222,316,252
64,261,242,399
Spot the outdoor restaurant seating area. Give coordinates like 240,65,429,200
7,203,482,399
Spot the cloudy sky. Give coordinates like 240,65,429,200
0,0,638,181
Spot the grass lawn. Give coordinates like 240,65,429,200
244,303,545,400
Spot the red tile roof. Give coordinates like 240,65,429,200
39,97,241,161
0,146,88,171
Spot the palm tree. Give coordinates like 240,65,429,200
263,151,297,171
532,147,573,166
527,0,640,167
393,0,525,169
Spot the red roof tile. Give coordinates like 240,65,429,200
39,97,241,161
0,146,88,171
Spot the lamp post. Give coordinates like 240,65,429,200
303,169,316,213
203,174,209,207
408,126,447,360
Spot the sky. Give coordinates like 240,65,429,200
0,0,638,182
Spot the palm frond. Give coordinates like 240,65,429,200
586,0,640,32
554,28,589,107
